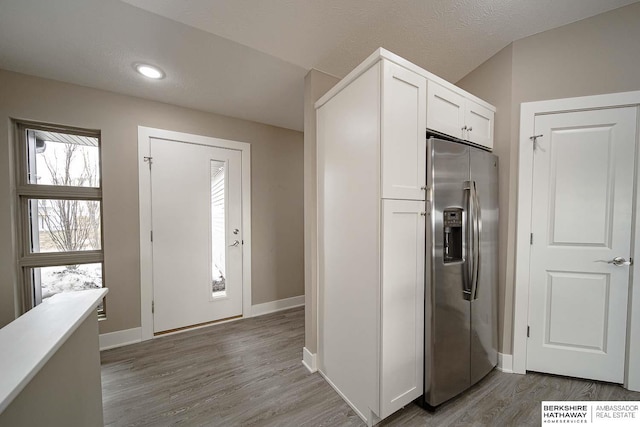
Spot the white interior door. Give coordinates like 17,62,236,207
150,137,243,333
527,107,637,382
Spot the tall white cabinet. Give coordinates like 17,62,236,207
317,57,426,425
316,48,495,425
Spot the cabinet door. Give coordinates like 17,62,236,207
382,61,426,200
380,199,425,418
426,81,465,139
465,100,494,149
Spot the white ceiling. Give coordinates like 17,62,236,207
0,0,638,131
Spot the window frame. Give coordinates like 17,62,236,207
13,120,105,316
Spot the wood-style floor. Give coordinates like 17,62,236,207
101,307,640,426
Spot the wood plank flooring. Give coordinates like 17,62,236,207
101,307,640,426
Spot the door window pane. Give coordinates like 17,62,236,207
29,199,101,253
26,129,100,187
211,160,226,297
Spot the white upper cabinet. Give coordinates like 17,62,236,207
426,81,466,139
382,60,427,200
465,100,494,149
427,81,495,150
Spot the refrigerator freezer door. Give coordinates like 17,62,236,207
425,138,471,406
469,148,499,385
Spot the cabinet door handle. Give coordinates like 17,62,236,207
461,125,468,131
468,126,473,132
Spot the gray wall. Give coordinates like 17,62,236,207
303,69,339,354
0,69,304,333
457,2,640,354
456,44,513,354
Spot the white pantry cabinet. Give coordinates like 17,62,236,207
426,81,495,149
315,48,494,426
317,59,425,425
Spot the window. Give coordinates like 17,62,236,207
15,121,105,316
211,160,226,297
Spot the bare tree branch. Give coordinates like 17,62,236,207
37,141,100,260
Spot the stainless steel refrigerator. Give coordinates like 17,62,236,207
421,136,498,407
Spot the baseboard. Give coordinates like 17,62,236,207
497,352,513,373
100,296,304,350
302,347,317,373
99,327,142,351
251,295,304,317
318,369,369,424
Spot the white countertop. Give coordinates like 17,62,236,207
0,288,108,413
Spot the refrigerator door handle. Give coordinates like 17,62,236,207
472,183,481,300
463,180,475,301
468,181,479,301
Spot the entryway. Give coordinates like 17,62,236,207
138,127,252,339
514,91,640,391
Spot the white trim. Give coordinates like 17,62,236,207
138,127,153,341
518,91,640,116
99,327,142,351
137,126,252,341
302,347,317,373
514,91,640,389
318,369,369,425
497,353,514,374
250,295,304,317
513,101,536,375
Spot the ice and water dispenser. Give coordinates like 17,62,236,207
443,208,463,263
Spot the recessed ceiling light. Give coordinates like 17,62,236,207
135,63,165,79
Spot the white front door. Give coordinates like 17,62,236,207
150,137,243,333
527,107,637,382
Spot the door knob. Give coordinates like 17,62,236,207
608,256,633,266
229,240,240,247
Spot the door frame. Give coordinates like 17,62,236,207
137,126,252,341
514,91,640,391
